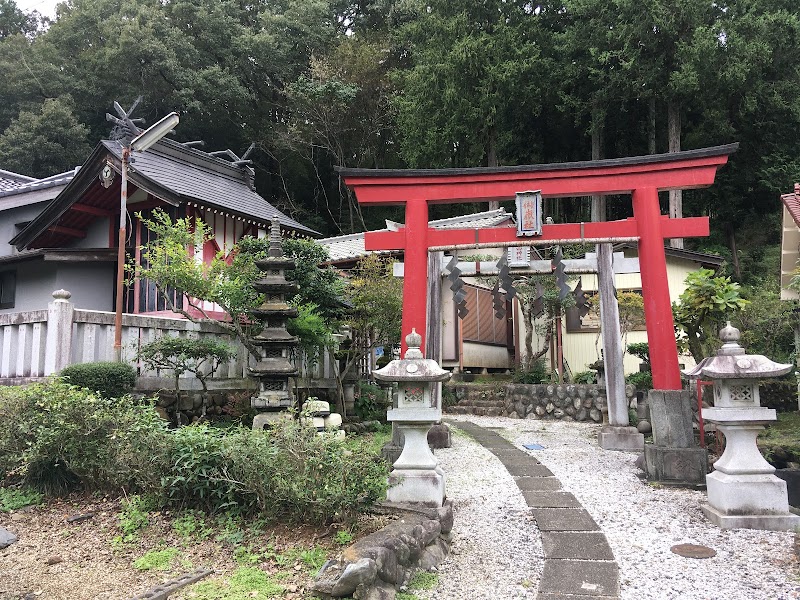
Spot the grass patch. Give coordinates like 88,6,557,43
188,567,283,599
409,570,439,591
0,486,42,512
334,529,353,545
113,495,151,546
758,412,800,467
173,510,213,542
133,547,180,571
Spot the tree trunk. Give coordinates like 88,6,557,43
668,101,684,249
590,106,606,222
488,125,499,211
648,98,657,155
728,225,741,280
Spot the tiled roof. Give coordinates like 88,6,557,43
0,169,36,193
0,169,78,199
781,184,800,228
320,209,514,262
102,139,318,235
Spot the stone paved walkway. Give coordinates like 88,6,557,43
447,420,619,600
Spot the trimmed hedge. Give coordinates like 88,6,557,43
59,361,137,399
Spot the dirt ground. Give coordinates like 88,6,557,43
0,494,385,600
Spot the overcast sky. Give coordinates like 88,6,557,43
17,0,60,20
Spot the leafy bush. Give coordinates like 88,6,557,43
138,336,235,417
0,379,169,493
59,361,137,399
163,424,239,511
512,359,548,384
627,342,650,365
224,419,388,523
442,385,457,409
759,379,798,412
572,371,597,384
0,380,388,523
354,381,389,421
626,371,653,392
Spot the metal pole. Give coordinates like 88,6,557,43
114,146,129,362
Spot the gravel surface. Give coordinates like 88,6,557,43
416,426,542,600
441,415,800,600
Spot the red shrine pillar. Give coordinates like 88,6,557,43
632,187,682,390
402,198,430,355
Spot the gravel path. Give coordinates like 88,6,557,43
433,415,800,600
416,425,542,599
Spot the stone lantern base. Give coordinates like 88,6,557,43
703,471,800,531
387,466,446,507
386,417,446,507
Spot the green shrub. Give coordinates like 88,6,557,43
627,343,650,365
224,419,388,523
0,379,169,493
442,385,457,409
59,362,137,399
572,371,597,384
162,424,239,512
626,371,653,392
0,380,387,524
512,360,548,384
354,381,389,421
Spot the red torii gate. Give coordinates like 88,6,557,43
338,143,737,390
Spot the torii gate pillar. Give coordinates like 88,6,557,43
339,144,737,391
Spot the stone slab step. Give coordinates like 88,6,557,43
540,532,615,560
502,462,554,477
522,491,581,508
515,476,563,491
456,399,505,408
538,559,619,597
531,508,600,531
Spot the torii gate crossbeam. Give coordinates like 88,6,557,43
338,143,737,390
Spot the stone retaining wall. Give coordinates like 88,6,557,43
313,501,453,599
446,383,636,422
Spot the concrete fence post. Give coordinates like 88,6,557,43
44,290,74,375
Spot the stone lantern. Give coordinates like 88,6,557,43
684,322,800,531
373,329,451,507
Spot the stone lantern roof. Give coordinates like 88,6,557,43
373,329,451,383
683,322,793,380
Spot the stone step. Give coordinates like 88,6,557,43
455,399,504,408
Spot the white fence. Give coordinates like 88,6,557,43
0,290,337,391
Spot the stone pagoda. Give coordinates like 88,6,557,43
249,218,299,428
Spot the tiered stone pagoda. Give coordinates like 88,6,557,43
249,218,299,427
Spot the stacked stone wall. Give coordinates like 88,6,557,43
313,502,453,599
446,383,636,422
